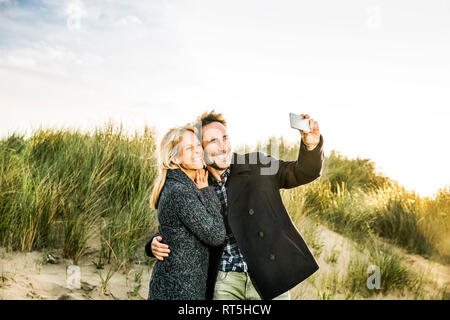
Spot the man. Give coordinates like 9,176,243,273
146,110,324,300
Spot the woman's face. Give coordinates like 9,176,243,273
176,131,204,170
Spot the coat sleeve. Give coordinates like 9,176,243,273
144,232,161,258
275,134,324,189
173,187,226,247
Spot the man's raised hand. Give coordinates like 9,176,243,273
298,113,320,150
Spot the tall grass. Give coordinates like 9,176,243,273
371,186,435,257
417,186,450,261
241,137,450,263
346,240,417,298
101,187,157,271
1,127,448,281
0,122,158,268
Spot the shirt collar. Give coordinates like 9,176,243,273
209,167,231,185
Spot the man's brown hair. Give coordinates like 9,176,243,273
197,110,227,128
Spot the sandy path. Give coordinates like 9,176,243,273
1,224,448,300
290,223,449,300
0,248,152,300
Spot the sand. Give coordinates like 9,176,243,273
0,248,152,300
1,224,448,300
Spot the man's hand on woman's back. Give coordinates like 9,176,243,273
152,236,171,260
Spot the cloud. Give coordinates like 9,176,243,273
0,0,449,196
116,15,143,27
0,41,104,77
66,0,86,31
0,0,172,76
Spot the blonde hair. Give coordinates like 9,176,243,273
150,124,197,209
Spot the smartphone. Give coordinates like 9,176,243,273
289,113,310,132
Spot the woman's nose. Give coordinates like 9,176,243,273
195,146,203,155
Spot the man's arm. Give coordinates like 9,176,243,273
145,232,171,261
145,187,225,260
276,114,324,189
276,134,324,189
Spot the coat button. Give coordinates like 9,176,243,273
248,209,254,215
258,231,264,238
269,254,276,261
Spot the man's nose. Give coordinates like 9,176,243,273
219,140,227,153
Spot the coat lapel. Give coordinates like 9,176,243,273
226,153,251,209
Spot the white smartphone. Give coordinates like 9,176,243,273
289,113,310,132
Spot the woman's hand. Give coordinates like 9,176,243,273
194,168,209,189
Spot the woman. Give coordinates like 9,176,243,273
148,124,226,300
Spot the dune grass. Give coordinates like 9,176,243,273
345,239,420,298
292,216,443,300
0,125,448,299
243,136,450,263
0,122,158,268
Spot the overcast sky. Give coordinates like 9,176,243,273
1,0,449,197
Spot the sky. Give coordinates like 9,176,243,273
0,0,449,198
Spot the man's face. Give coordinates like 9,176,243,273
201,122,232,170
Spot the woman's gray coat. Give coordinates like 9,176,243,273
148,169,225,300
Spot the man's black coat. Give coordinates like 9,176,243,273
146,135,324,300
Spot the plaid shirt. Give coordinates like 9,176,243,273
209,167,248,272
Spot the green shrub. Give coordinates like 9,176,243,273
0,122,158,268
